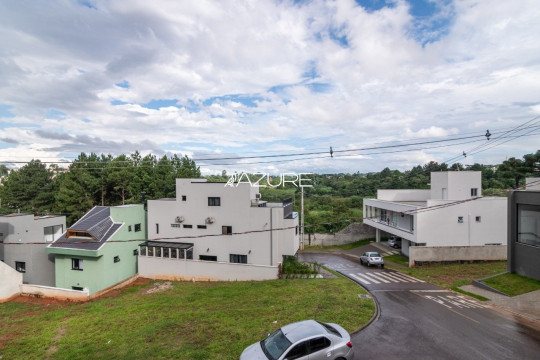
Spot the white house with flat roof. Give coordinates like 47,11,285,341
363,171,507,265
139,178,299,281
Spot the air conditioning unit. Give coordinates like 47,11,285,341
206,217,215,224
175,216,185,223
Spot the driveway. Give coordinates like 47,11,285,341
299,252,540,360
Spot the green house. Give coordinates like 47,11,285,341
47,205,146,295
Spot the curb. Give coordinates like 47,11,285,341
472,271,510,296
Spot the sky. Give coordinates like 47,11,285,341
0,0,539,175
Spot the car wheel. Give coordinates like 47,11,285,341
381,264,384,269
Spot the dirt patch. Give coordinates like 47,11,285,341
145,281,173,294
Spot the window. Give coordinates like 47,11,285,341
517,205,540,247
197,225,207,229
134,223,141,232
182,195,187,201
72,258,83,271
199,255,217,261
208,197,221,206
133,249,139,256
230,254,247,264
308,337,331,354
222,226,232,235
476,216,481,222
183,224,193,228
43,224,63,242
128,225,132,232
114,256,120,263
72,286,84,291
171,224,181,228
156,223,159,234
0,233,3,243
284,341,308,359
458,216,464,223
15,261,26,273
471,188,478,197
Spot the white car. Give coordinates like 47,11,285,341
388,236,401,249
360,252,384,268
240,320,354,360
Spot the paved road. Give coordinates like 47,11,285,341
300,253,540,360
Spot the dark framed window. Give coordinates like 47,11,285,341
182,195,187,201
183,224,193,228
171,224,181,228
285,341,308,359
133,249,139,256
222,226,232,235
208,197,221,206
114,256,120,263
517,205,540,247
135,223,141,232
476,216,481,222
230,254,247,264
128,225,132,232
15,261,26,273
72,258,83,270
471,188,478,197
199,255,217,261
197,225,207,229
458,216,464,223
156,223,159,234
72,286,84,291
308,337,331,354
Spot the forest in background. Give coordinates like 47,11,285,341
0,150,538,229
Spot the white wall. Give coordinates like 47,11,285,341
417,198,507,246
139,256,278,281
430,171,481,200
0,261,22,302
147,179,298,269
376,190,431,202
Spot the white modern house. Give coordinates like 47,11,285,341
0,214,65,286
363,171,507,265
139,178,299,281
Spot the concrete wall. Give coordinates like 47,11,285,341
409,245,507,266
525,178,540,190
305,223,375,246
139,256,278,281
376,190,431,202
430,171,481,200
0,261,22,302
0,214,65,286
418,197,507,247
20,284,89,301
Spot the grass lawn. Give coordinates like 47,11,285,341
0,277,374,360
484,273,540,296
384,254,507,300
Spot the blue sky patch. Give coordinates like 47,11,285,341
45,109,67,119
0,104,15,118
203,94,264,108
142,99,179,109
111,99,128,106
115,80,130,89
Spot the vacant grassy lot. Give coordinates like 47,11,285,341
484,273,540,296
384,254,507,291
0,277,374,360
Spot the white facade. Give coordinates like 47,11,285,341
140,178,299,281
363,172,507,257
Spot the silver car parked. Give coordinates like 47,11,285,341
240,320,354,360
360,252,384,268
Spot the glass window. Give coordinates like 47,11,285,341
208,197,221,206
222,226,232,235
284,341,308,359
72,258,83,270
156,223,159,234
261,329,292,360
114,256,120,263
458,216,464,223
183,224,193,228
518,205,540,247
135,223,142,232
197,225,207,229
199,255,217,261
230,254,247,264
43,224,63,242
308,337,331,354
471,188,478,197
15,261,26,273
182,195,187,201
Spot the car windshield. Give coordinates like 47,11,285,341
261,329,292,360
370,253,381,257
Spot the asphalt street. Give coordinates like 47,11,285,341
300,252,540,360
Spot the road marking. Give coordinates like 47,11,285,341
349,273,371,285
380,272,409,283
363,272,391,283
356,273,381,284
371,272,400,283
391,272,425,283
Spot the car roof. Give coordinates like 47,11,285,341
281,320,326,343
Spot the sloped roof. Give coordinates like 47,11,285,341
49,206,122,251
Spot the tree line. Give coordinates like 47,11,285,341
0,152,200,225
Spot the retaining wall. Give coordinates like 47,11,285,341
409,245,507,267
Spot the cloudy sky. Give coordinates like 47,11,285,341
0,0,539,175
